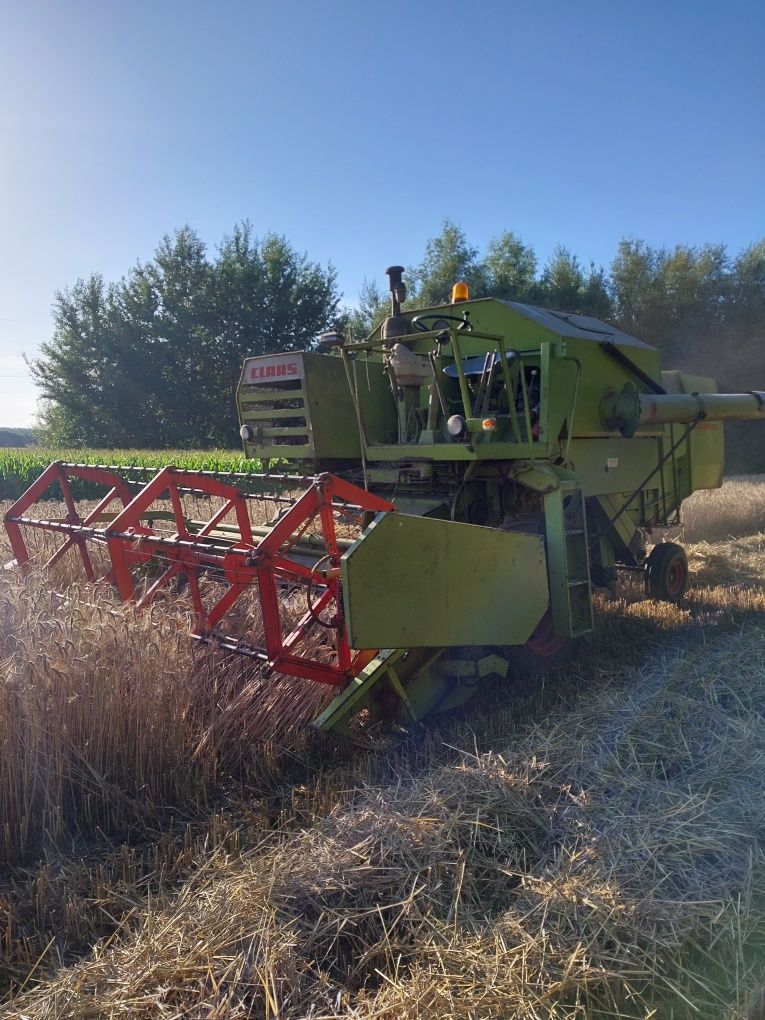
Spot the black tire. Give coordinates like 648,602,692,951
645,542,689,603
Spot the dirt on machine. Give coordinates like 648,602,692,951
6,266,765,742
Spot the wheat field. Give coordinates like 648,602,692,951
0,477,764,1017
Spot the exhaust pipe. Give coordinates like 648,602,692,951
382,265,409,343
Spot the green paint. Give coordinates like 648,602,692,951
341,512,548,649
232,293,764,736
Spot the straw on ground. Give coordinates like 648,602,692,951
1,477,764,1017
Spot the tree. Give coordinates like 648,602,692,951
579,263,613,318
610,240,729,344
538,247,612,316
135,226,216,446
609,239,659,331
205,225,340,444
722,240,765,472
730,240,765,324
30,274,120,446
411,220,486,306
539,247,585,309
31,224,340,448
342,277,388,340
483,230,537,302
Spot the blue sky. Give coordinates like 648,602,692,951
1,0,763,427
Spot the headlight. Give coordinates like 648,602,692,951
447,414,466,437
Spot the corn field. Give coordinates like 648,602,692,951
0,448,260,500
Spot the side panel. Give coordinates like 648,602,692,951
341,513,548,648
304,354,363,458
689,420,724,490
565,436,661,496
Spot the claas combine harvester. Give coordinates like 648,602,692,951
6,266,765,740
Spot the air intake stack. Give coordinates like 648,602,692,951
381,265,409,343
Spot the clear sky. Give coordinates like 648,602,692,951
1,0,763,427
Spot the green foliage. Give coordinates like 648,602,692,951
31,224,340,449
732,239,765,318
610,239,730,345
405,221,613,316
342,277,389,340
483,231,537,302
538,246,612,316
410,220,487,306
0,448,261,500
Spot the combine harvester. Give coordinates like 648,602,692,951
6,267,765,740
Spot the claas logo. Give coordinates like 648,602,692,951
248,361,299,382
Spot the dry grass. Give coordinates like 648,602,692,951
682,474,765,542
0,571,342,860
6,614,765,1018
0,485,342,866
1,478,764,1016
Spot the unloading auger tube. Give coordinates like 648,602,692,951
6,265,765,742
600,382,765,437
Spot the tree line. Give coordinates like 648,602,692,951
31,220,765,467
31,223,339,448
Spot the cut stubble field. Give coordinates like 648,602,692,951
0,477,764,1018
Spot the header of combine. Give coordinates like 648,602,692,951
6,267,765,742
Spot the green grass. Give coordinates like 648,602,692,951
0,448,261,500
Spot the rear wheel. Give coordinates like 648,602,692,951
645,542,689,603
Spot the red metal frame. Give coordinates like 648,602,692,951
4,464,394,688
4,461,135,579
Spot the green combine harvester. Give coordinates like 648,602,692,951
6,266,765,740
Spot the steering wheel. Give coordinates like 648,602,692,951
411,314,472,333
